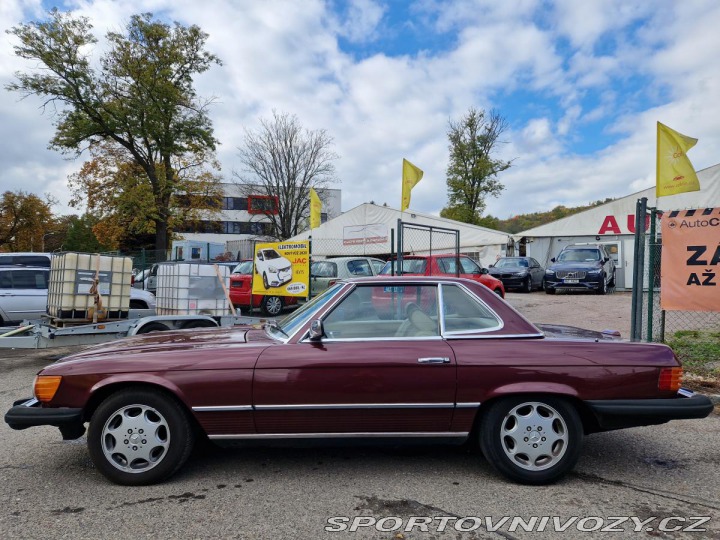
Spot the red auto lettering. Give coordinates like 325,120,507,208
598,215,621,234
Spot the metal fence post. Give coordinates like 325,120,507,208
397,219,403,276
630,197,648,341
646,207,658,341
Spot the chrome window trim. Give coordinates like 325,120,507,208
192,405,253,412
445,332,545,340
209,431,469,440
255,402,455,410
439,282,504,335
301,336,444,344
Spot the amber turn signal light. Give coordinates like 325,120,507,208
34,376,62,402
658,367,683,392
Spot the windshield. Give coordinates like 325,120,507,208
379,259,427,275
264,250,282,260
233,261,253,274
495,258,528,268
557,249,601,262
267,283,344,339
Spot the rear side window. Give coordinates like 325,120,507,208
0,255,51,267
0,269,48,289
311,261,338,278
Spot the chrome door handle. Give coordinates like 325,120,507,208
417,357,450,364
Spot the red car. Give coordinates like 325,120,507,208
229,260,297,316
5,276,712,486
379,254,505,297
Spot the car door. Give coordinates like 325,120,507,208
252,283,459,435
310,260,337,297
0,268,48,323
530,258,544,287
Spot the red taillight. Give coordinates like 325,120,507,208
328,279,337,286
658,367,683,391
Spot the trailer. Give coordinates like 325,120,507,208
0,311,267,349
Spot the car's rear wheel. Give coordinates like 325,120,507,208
522,277,532,293
479,396,583,485
261,296,284,316
135,322,170,334
88,388,195,485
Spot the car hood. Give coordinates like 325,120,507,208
46,326,277,371
548,261,603,271
489,266,528,273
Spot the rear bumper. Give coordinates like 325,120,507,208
4,397,85,440
584,390,714,432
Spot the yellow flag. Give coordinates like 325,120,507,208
401,158,423,211
309,187,322,229
656,122,700,197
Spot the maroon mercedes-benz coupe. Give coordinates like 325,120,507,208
5,276,713,485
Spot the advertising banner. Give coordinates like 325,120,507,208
660,208,720,311
252,241,310,297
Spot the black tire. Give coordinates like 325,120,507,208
479,395,583,485
129,300,147,309
597,275,608,295
87,388,195,485
544,284,555,295
522,277,532,293
135,322,170,334
181,320,218,329
261,296,284,316
494,288,504,298
262,272,269,289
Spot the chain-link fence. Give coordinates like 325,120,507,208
633,202,720,344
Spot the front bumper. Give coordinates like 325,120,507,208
584,390,714,432
4,397,85,440
545,276,603,290
268,268,292,287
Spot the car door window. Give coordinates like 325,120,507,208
322,285,439,339
12,269,48,289
440,284,502,333
459,257,482,274
345,260,372,276
370,259,385,274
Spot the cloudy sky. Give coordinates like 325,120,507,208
1,0,718,219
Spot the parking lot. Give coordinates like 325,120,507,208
1,292,718,539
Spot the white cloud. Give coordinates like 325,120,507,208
1,0,719,225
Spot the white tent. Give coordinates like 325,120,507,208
290,203,512,267
515,163,720,289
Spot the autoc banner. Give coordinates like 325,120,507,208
252,241,310,297
660,208,720,311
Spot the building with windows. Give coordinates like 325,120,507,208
173,183,341,244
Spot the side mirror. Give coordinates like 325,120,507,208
480,268,489,275
551,257,556,263
309,319,323,340
489,263,494,268
603,257,610,263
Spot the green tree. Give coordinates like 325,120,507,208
62,214,114,252
440,107,512,225
7,10,221,256
235,111,338,240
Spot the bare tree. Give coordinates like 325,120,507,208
235,111,338,240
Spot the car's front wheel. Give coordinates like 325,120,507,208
261,295,284,316
522,277,532,293
88,388,195,485
262,272,269,289
479,396,583,485
597,275,608,295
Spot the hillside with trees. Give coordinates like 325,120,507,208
477,198,615,234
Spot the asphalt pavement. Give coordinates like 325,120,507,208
1,345,719,539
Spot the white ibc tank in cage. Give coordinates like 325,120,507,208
155,262,230,316
47,253,133,321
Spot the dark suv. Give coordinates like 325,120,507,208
544,244,616,295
